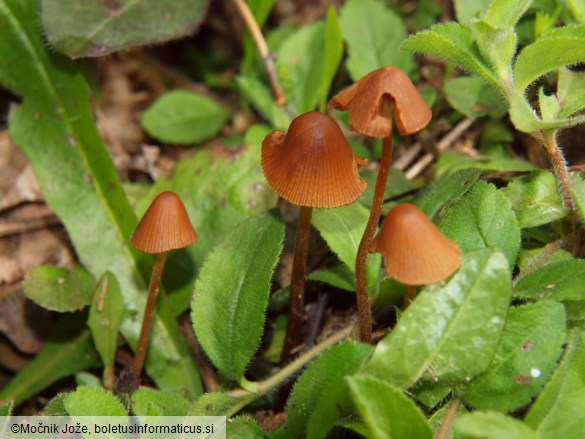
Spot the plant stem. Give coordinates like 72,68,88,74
404,284,416,308
355,133,393,343
436,396,461,439
281,206,313,364
542,130,577,254
131,252,168,376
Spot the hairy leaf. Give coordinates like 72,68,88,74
513,258,585,301
454,411,539,439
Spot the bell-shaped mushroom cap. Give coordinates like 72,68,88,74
131,191,198,254
369,203,462,285
328,67,432,138
262,112,367,208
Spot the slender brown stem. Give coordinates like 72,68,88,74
131,252,168,376
436,397,461,439
355,133,393,343
404,284,416,308
281,206,313,364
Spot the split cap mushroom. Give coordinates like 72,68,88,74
130,191,198,376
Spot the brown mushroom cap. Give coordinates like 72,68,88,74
131,191,198,254
328,67,432,138
369,203,462,285
261,112,367,208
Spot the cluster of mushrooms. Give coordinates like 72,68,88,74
129,67,464,376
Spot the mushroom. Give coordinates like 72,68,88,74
130,191,198,376
328,67,432,342
262,112,367,362
368,203,462,306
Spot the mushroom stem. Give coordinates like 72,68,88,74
404,284,416,308
132,251,168,376
281,205,313,364
355,133,393,343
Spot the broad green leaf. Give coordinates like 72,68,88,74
308,264,355,292
131,388,190,416
514,26,585,92
513,258,585,301
340,0,412,81
444,76,507,118
365,249,510,388
24,265,94,312
42,0,208,58
414,168,482,221
464,301,566,412
285,342,373,439
0,313,99,405
557,68,585,118
402,23,504,94
227,417,270,438
439,181,521,269
236,76,290,129
192,211,284,379
525,330,585,438
313,203,381,294
348,375,433,439
483,0,533,28
435,151,534,177
454,0,491,22
454,411,539,439
88,272,125,389
501,170,567,228
141,90,230,144
319,7,343,112
65,386,127,416
189,392,240,417
0,1,200,395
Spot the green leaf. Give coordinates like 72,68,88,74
88,272,125,388
525,330,585,438
453,411,539,439
319,7,343,112
557,68,585,118
65,386,127,416
285,342,373,439
464,301,566,412
308,264,355,292
189,392,240,416
313,203,381,294
340,0,412,81
435,151,535,177
483,0,533,28
439,180,521,269
141,90,230,144
131,388,191,416
402,23,504,94
23,265,94,312
227,417,270,438
568,0,585,23
454,0,491,22
365,249,510,388
509,93,585,132
41,0,209,58
501,170,567,228
539,86,561,121
0,401,12,416
192,210,284,379
514,26,585,92
0,1,201,396
444,76,507,118
236,76,290,129
470,21,516,81
241,0,276,78
348,375,433,439
513,258,585,301
571,171,585,222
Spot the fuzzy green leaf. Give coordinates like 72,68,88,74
483,0,533,28
439,181,520,268
285,342,373,439
571,171,585,223
513,258,585,301
454,411,539,439
65,386,127,417
365,249,510,388
340,0,412,81
454,0,491,22
444,76,507,118
470,21,516,82
141,90,230,144
192,211,284,379
189,392,240,417
227,417,270,438
131,388,191,416
464,301,566,412
235,76,290,129
42,0,209,58
348,376,433,439
557,68,585,118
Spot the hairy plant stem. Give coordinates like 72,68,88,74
131,252,168,376
436,396,461,439
355,133,393,343
281,206,313,365
542,130,577,254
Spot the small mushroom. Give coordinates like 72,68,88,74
262,112,366,362
328,67,432,341
130,191,198,376
368,203,462,306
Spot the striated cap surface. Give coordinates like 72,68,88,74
261,112,367,208
369,203,462,285
328,66,432,138
131,191,198,254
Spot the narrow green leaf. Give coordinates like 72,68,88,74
444,76,507,118
525,330,585,438
285,342,373,439
340,0,412,81
319,7,343,112
513,258,585,301
464,301,566,412
308,264,355,292
131,388,190,416
141,90,230,144
509,93,585,132
557,68,585,118
42,0,209,58
435,151,534,176
539,86,561,121
227,417,270,438
189,392,240,416
241,0,276,78
65,386,127,416
453,0,491,22
365,249,510,388
454,411,539,439
571,171,585,223
470,21,516,81
236,76,290,129
483,0,533,28
0,401,13,416
567,0,585,23
24,265,94,312
192,211,284,379
348,375,433,439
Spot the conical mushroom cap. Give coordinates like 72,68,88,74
369,203,462,285
328,67,432,138
261,112,367,208
131,191,198,254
